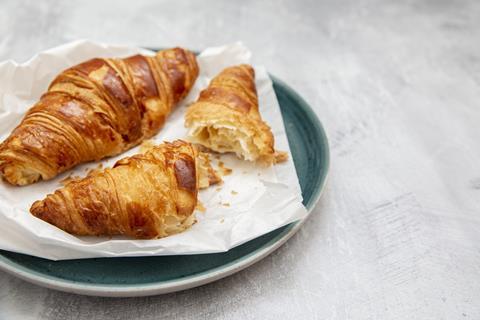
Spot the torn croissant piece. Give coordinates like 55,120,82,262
185,64,279,164
0,47,199,186
30,140,219,239
197,152,223,188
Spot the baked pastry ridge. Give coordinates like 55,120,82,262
30,140,218,239
0,48,199,185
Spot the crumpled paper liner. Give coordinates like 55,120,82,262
0,40,306,260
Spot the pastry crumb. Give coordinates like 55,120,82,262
216,187,222,192
196,201,206,213
198,152,222,189
231,190,238,195
222,167,232,176
274,151,289,164
208,168,222,186
218,161,233,176
222,202,230,207
220,218,225,223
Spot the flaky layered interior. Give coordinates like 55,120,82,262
154,209,196,237
0,161,42,186
189,122,261,161
184,64,276,164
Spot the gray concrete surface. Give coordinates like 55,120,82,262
0,0,479,319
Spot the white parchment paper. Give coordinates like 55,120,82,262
0,40,306,260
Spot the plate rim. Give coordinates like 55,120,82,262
0,75,330,297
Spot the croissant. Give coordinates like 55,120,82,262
184,64,276,164
0,48,199,186
30,140,219,239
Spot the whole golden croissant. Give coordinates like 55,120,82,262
30,140,219,239
185,64,277,164
0,48,199,186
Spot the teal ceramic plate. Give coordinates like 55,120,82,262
0,75,329,297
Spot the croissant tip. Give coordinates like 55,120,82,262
30,200,45,219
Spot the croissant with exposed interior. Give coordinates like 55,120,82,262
30,140,220,239
0,47,199,186
185,64,287,164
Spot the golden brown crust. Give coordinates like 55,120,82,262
30,140,210,239
184,64,276,164
0,48,199,186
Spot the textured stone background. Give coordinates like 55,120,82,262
1,0,480,319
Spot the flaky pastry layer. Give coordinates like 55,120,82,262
30,140,218,239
